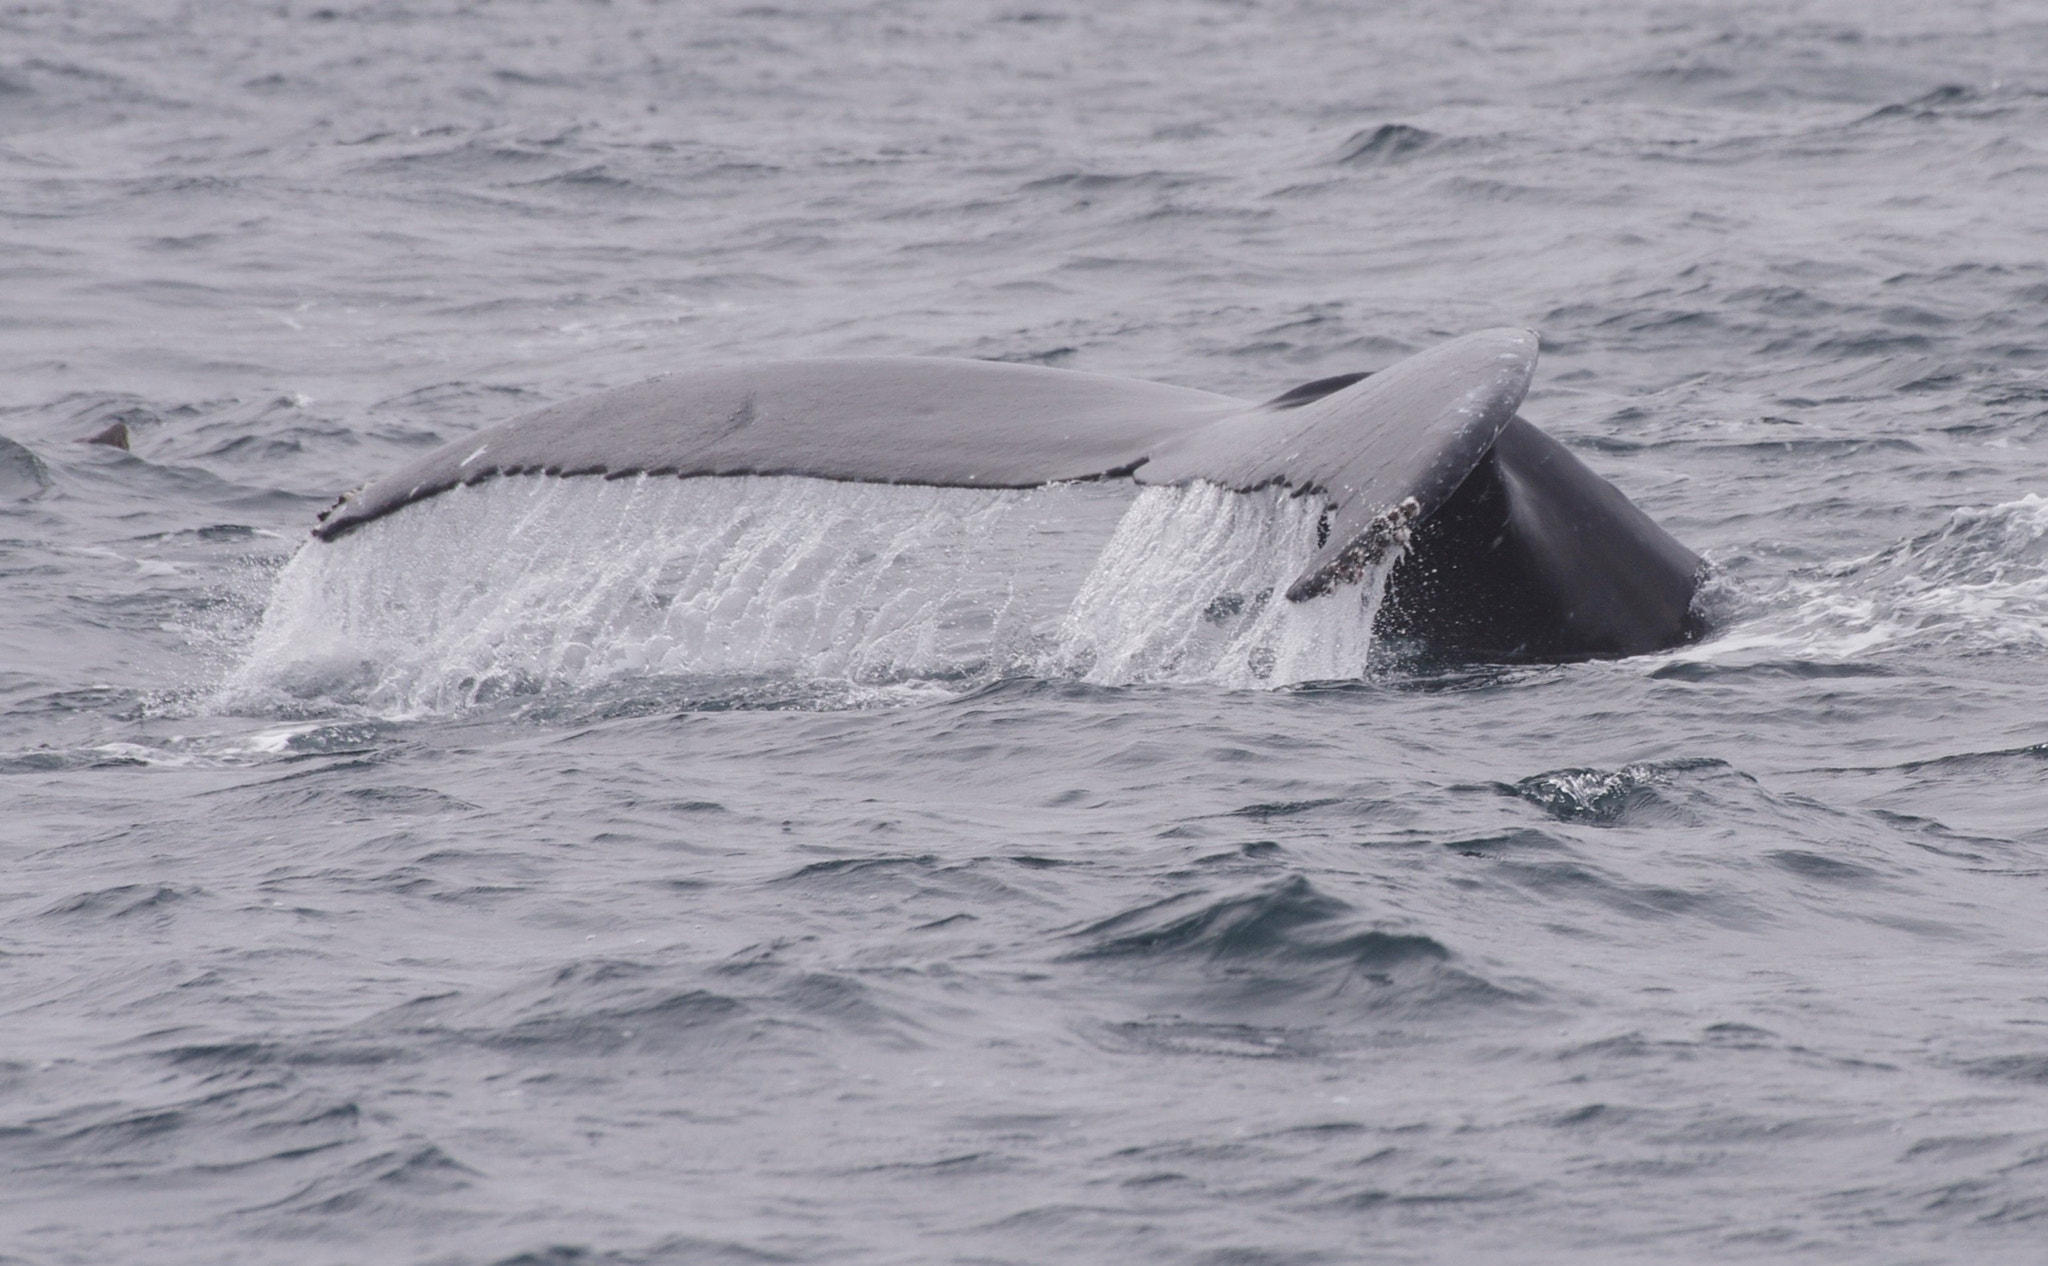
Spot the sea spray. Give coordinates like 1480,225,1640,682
1662,493,2048,666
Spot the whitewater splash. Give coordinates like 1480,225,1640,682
1669,493,2048,666
222,474,1395,712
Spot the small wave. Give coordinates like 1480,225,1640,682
1091,1018,1330,1060
373,949,927,1059
0,56,187,120
0,433,51,498
1856,83,2048,126
1334,123,1443,166
510,164,666,200
1962,1054,2048,1085
250,1142,479,1219
1431,175,1567,204
1505,758,1728,826
349,127,586,179
1062,876,1507,1020
1020,170,1197,193
40,883,194,924
1766,850,1879,882
1480,858,1744,924
374,964,755,1060
1068,876,1448,969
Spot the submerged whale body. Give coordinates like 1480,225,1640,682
315,329,1703,663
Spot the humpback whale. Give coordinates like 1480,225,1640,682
314,328,1703,662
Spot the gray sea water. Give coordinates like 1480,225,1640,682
6,1,2048,1262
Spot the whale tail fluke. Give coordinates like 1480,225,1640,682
310,329,1704,663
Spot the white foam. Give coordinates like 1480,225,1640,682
1664,494,2048,666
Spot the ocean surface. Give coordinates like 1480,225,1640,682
5,1,2048,1261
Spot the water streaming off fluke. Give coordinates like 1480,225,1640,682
224,474,1395,712
1056,480,1391,689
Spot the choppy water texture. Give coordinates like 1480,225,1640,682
6,1,2048,1262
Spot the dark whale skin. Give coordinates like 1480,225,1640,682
1375,416,1703,662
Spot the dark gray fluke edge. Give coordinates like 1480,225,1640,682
314,328,1704,661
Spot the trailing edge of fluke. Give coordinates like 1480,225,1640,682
315,328,1705,662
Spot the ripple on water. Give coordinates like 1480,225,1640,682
1062,875,1519,1024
